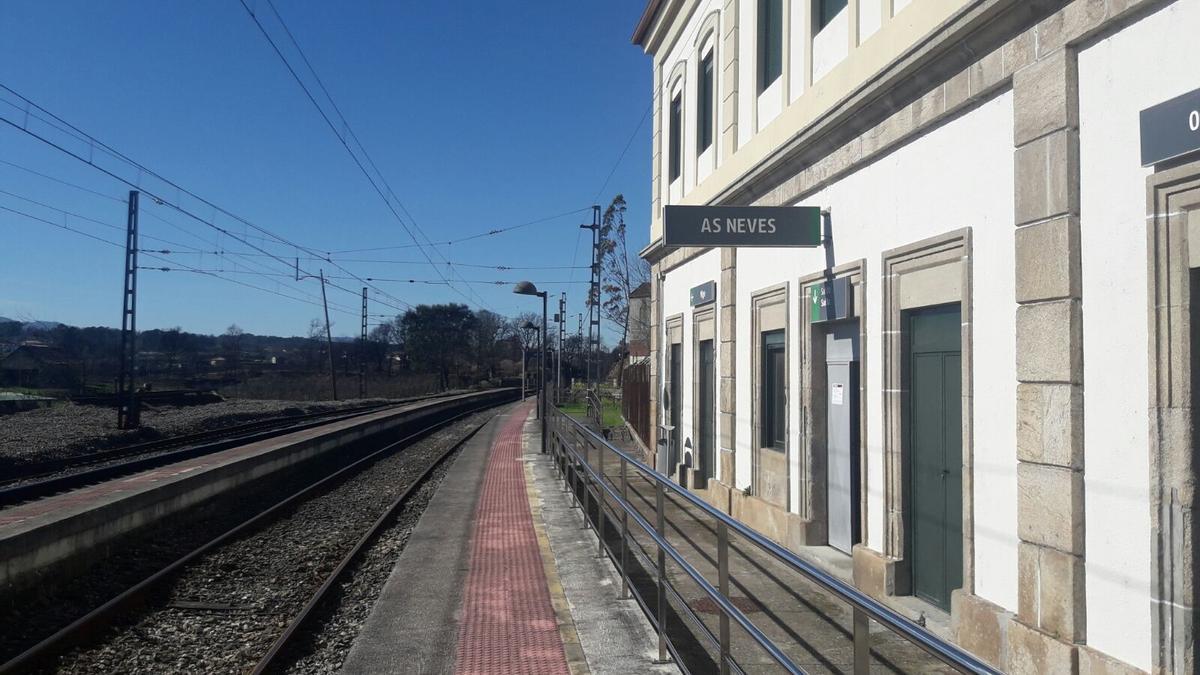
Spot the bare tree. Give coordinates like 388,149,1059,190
596,194,650,348
221,324,245,377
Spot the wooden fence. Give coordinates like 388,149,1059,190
621,361,651,450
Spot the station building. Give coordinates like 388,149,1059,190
632,0,1198,672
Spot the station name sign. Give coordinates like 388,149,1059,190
1140,87,1200,166
664,205,822,248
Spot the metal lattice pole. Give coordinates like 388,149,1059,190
116,191,140,429
359,287,367,399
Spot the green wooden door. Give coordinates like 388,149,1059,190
906,304,963,611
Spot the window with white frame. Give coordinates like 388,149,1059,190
757,0,782,92
816,0,847,30
669,91,682,183
697,49,715,154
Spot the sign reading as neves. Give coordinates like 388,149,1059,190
664,205,822,248
1140,87,1200,167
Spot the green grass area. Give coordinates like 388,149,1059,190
558,398,623,428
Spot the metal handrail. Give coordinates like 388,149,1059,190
584,388,603,428
547,407,1000,675
560,421,799,673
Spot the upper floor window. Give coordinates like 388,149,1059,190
757,0,783,92
697,50,714,153
817,0,848,30
669,92,682,182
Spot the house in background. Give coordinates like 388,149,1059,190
626,281,651,365
0,342,78,389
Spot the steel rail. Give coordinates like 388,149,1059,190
0,405,390,499
0,391,470,507
248,412,495,674
549,408,1001,675
2,390,468,484
0,396,511,674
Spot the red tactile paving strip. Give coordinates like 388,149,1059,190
454,403,569,675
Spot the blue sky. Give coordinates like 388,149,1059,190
0,1,651,340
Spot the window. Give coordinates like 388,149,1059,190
697,50,714,153
816,0,847,30
669,92,682,182
757,0,783,92
761,330,786,450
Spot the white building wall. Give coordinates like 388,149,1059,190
658,0,725,205
812,6,849,83
734,90,1017,609
788,0,809,103
1077,2,1200,669
858,0,883,44
660,250,724,476
738,0,755,149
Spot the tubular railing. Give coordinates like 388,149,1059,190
584,388,604,429
545,407,1000,675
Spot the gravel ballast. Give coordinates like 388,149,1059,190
0,398,397,467
47,409,498,675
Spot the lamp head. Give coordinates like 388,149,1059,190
512,280,540,296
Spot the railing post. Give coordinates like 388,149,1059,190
654,479,670,664
595,448,606,558
718,520,731,675
582,444,592,530
853,607,870,674
620,456,630,599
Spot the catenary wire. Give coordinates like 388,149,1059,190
236,0,487,310
0,83,411,313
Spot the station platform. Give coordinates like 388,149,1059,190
342,402,674,675
0,391,510,593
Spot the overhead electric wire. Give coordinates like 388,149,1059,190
236,1,485,311
0,194,350,315
0,157,127,204
139,253,359,317
253,0,507,312
0,203,124,249
0,83,410,315
196,249,588,271
327,206,594,254
1,201,360,317
0,187,210,253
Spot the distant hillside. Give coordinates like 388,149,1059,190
0,318,64,334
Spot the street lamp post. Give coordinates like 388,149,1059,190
514,281,548,453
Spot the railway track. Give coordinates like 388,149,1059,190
0,402,503,673
0,392,463,508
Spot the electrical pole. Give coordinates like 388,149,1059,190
116,191,140,429
359,287,368,399
581,204,602,393
320,269,338,401
557,293,564,404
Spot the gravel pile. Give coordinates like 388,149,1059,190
49,411,494,675
0,398,396,467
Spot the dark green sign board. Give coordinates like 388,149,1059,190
1140,87,1200,166
690,281,716,306
809,277,853,323
664,205,822,248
